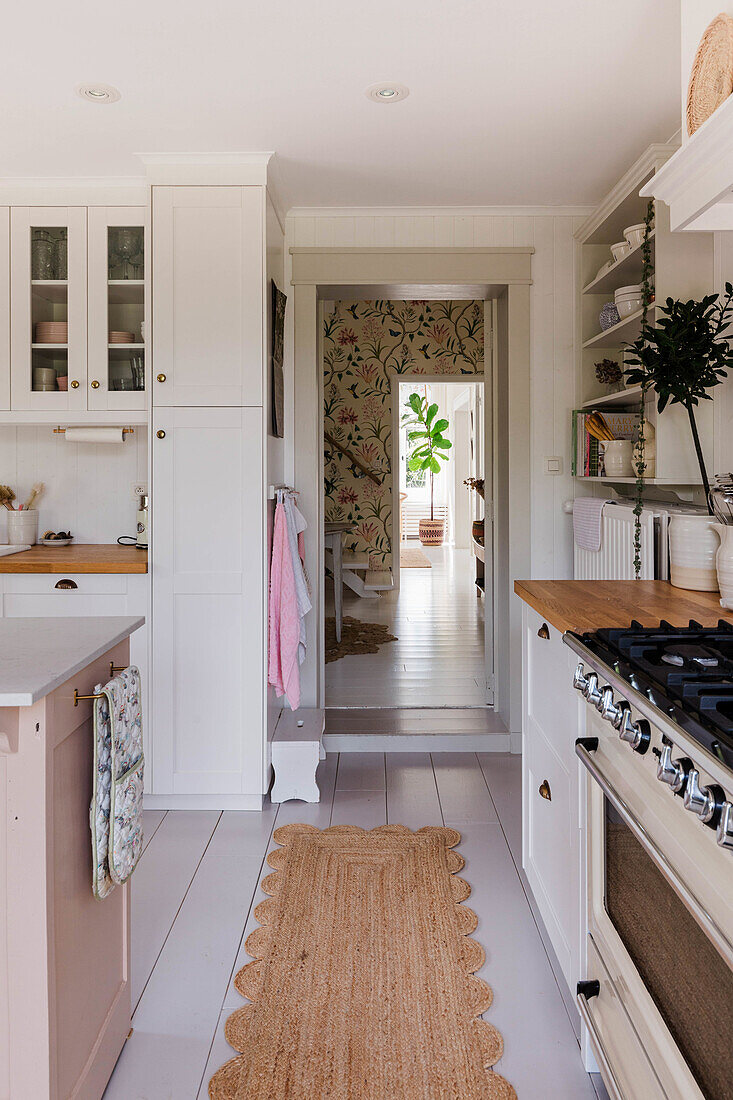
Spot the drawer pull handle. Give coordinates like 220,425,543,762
537,622,550,640
54,579,77,590
539,779,552,801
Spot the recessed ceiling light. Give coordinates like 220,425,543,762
76,83,121,104
365,82,409,104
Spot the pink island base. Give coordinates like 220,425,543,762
0,638,131,1100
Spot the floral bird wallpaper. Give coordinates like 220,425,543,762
323,300,484,569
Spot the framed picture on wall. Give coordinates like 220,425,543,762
271,281,287,438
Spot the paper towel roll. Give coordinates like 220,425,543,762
63,427,125,444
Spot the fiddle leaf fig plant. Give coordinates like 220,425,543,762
625,282,733,511
402,392,452,521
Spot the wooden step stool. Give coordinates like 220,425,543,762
271,708,326,803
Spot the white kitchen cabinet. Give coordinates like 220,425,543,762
10,207,88,413
87,207,148,412
0,571,150,789
152,186,264,407
9,205,148,415
521,603,583,993
0,208,9,411
149,406,265,807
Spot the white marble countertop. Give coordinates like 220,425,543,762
0,616,145,706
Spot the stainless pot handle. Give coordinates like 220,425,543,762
575,981,625,1100
575,740,733,971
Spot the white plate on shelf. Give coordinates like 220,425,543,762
41,538,73,546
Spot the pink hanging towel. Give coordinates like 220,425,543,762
268,498,302,710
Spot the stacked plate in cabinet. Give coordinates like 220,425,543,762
108,330,135,344
34,321,68,344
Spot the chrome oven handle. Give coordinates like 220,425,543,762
575,981,625,1100
575,739,733,972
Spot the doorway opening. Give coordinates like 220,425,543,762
322,299,493,714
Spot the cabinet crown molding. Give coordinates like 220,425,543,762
138,151,273,186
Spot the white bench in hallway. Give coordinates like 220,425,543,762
271,708,326,803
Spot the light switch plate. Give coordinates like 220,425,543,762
545,456,563,475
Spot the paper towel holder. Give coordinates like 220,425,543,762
53,426,135,437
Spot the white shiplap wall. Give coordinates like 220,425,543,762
0,425,147,542
285,210,582,580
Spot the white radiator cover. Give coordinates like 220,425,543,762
574,506,657,580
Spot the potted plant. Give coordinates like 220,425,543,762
402,392,452,546
625,282,733,590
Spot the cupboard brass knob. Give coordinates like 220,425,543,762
157,373,166,383
70,380,79,389
156,429,166,439
537,622,550,640
90,380,100,389
539,780,552,801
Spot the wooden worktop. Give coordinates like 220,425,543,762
514,579,733,635
0,544,148,574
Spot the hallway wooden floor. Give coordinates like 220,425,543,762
105,753,608,1099
325,546,488,708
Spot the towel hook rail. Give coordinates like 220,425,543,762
73,688,106,707
268,484,299,499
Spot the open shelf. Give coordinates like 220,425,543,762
573,475,700,485
583,306,652,349
581,385,644,409
582,230,655,295
31,280,68,304
108,280,144,305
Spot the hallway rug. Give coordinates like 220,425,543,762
325,616,397,663
400,546,432,568
208,823,515,1100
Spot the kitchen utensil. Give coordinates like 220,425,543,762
7,509,38,545
709,474,733,525
610,241,630,262
586,411,615,441
31,229,55,280
0,485,16,511
23,482,44,511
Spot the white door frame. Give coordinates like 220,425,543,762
392,372,493,704
290,246,532,745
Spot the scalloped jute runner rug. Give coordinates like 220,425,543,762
209,823,516,1100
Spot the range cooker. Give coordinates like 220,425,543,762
565,620,733,1100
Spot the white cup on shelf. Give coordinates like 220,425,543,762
7,509,38,545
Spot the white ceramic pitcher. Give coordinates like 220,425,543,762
714,523,733,608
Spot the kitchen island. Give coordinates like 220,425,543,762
0,616,144,1100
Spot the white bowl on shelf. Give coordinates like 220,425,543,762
623,223,647,249
610,241,631,262
615,297,643,318
614,284,642,299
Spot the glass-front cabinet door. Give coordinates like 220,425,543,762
88,207,147,411
10,207,88,412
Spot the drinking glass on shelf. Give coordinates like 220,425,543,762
54,232,68,280
113,228,142,279
131,355,145,391
130,250,144,280
31,230,55,280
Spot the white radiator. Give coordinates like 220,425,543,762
574,505,659,580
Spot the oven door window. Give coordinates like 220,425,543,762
604,800,733,1100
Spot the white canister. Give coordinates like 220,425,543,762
669,514,720,592
7,509,39,545
603,439,634,478
714,523,733,608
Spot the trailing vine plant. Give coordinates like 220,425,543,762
630,200,655,578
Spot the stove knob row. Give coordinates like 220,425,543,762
582,672,602,707
654,742,691,794
618,713,651,755
716,802,733,849
683,770,725,829
573,662,588,692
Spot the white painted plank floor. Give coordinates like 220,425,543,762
105,754,609,1099
325,546,488,708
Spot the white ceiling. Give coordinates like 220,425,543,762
2,0,680,211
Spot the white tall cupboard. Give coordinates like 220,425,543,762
148,183,269,809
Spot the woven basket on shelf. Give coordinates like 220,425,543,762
686,12,733,135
